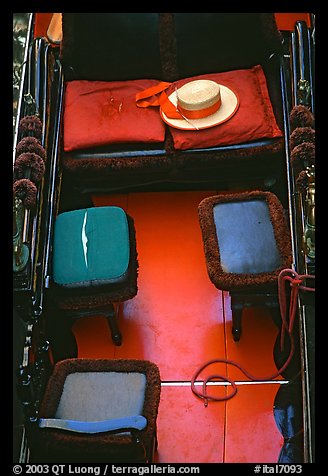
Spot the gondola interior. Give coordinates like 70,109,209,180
13,13,315,465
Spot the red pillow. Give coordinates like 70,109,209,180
63,79,166,152
167,66,283,150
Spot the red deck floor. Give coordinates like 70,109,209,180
72,190,284,463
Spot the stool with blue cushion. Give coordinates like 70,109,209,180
198,191,292,341
52,206,138,346
27,358,161,463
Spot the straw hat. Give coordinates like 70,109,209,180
160,79,239,130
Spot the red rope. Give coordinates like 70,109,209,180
191,269,315,405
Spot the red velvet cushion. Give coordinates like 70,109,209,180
63,79,166,152
63,66,282,153
167,66,283,150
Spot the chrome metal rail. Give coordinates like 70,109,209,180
282,18,315,463
13,25,64,461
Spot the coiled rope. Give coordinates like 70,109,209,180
191,269,315,405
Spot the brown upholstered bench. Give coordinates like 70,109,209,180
58,13,286,195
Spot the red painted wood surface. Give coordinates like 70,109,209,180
71,191,284,462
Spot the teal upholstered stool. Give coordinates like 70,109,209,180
198,191,292,341
52,206,138,345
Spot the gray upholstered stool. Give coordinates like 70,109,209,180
28,359,161,463
198,191,292,341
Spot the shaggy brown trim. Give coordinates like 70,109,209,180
33,359,161,462
14,153,45,183
289,127,315,150
19,115,43,139
13,179,38,209
174,139,284,168
295,170,309,193
62,153,172,175
289,105,315,131
290,142,315,174
198,191,292,292
62,138,284,179
53,215,139,310
16,136,46,160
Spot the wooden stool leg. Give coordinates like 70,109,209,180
104,304,122,346
231,304,243,342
